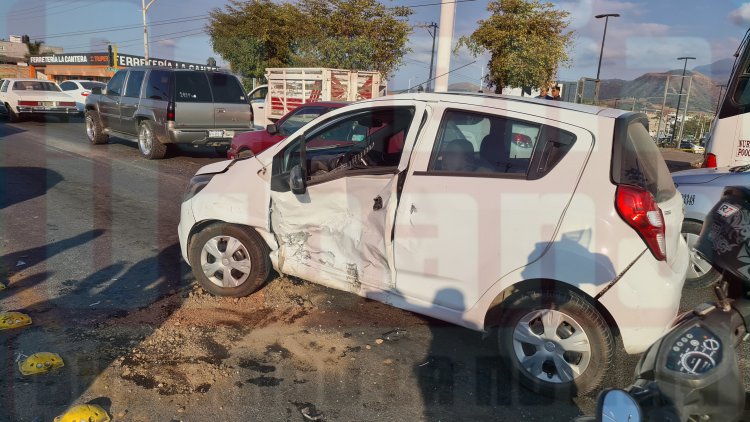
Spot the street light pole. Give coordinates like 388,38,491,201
715,84,727,116
669,56,696,146
142,0,158,62
426,22,438,92
594,13,620,104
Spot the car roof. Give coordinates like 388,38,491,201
3,78,58,83
376,92,628,118
301,101,348,108
116,66,227,73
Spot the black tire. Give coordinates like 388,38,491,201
682,220,722,289
137,120,167,159
495,289,613,398
85,110,109,145
5,103,19,123
188,223,271,297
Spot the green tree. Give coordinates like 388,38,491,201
456,0,573,94
207,0,412,86
24,39,45,60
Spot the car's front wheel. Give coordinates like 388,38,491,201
496,289,613,397
188,223,271,297
85,111,108,144
682,220,722,289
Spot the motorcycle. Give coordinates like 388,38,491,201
582,186,750,422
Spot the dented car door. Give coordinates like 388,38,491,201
269,102,424,294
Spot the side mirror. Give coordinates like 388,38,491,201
91,87,103,95
598,389,641,422
267,123,278,135
290,164,306,195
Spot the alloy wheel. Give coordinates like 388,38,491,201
199,235,253,288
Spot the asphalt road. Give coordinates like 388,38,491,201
0,117,735,421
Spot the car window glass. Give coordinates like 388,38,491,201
80,82,104,90
106,71,126,96
281,107,416,178
175,72,211,103
12,81,61,91
209,73,246,104
250,87,266,101
428,110,540,175
0,80,7,93
613,121,677,202
278,106,330,136
59,82,75,91
124,70,145,98
145,70,170,101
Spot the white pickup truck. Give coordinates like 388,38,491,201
247,67,384,128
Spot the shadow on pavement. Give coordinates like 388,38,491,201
0,167,63,210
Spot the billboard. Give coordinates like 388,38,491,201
29,52,219,71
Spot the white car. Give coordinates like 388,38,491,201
178,93,689,397
59,79,105,113
0,78,78,122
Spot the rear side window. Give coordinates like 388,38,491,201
124,70,145,98
106,71,126,96
612,117,676,202
0,80,8,93
144,70,171,101
59,81,76,91
209,73,246,104
175,72,211,103
80,82,104,90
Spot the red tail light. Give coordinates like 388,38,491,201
81,92,90,97
702,153,717,168
167,101,175,121
58,102,75,107
18,101,39,106
615,185,666,261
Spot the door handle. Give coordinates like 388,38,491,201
216,108,226,113
373,195,383,211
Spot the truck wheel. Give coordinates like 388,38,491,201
188,223,271,297
495,289,613,397
5,103,19,123
85,111,109,144
682,220,722,289
137,120,167,159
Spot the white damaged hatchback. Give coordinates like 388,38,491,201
178,93,689,397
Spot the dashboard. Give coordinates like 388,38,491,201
665,325,723,375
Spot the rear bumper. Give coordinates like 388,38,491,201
598,236,689,354
17,106,78,115
168,127,253,146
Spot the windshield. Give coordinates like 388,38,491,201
278,106,334,136
12,81,61,91
80,81,105,90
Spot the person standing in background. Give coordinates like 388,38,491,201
535,86,552,99
551,85,562,100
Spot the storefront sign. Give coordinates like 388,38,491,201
115,53,219,71
29,53,109,65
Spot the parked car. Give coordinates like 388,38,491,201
59,79,105,113
84,67,253,159
178,93,688,398
672,165,750,288
0,78,77,122
679,141,704,154
227,101,347,159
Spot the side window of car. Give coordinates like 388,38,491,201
209,73,246,104
106,71,127,96
174,72,212,103
124,70,145,98
144,70,171,100
428,110,542,176
278,107,416,181
0,80,7,93
59,82,75,91
250,87,266,101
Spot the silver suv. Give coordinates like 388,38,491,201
84,67,253,159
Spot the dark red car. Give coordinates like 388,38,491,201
227,101,347,159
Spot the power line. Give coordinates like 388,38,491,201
398,0,477,8
7,1,98,21
4,0,78,17
60,26,207,50
28,14,208,40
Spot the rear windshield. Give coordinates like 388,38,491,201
174,72,212,103
209,73,247,104
612,117,676,202
80,82,104,90
13,81,60,91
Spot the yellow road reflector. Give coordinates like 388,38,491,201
0,311,32,330
54,404,111,422
18,352,64,375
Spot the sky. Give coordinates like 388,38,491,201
1,0,749,89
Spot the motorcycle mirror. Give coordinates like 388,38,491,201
598,389,641,422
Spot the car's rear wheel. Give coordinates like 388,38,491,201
682,220,722,289
85,111,108,144
496,289,613,397
138,120,166,159
5,103,19,123
188,223,271,297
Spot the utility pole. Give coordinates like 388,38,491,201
715,84,727,116
669,56,696,146
594,13,620,104
142,0,158,62
434,0,456,92
425,22,438,92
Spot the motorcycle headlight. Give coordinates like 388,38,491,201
183,174,215,202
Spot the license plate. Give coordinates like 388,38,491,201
39,101,53,107
208,130,224,138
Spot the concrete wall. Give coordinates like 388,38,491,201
0,64,32,79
